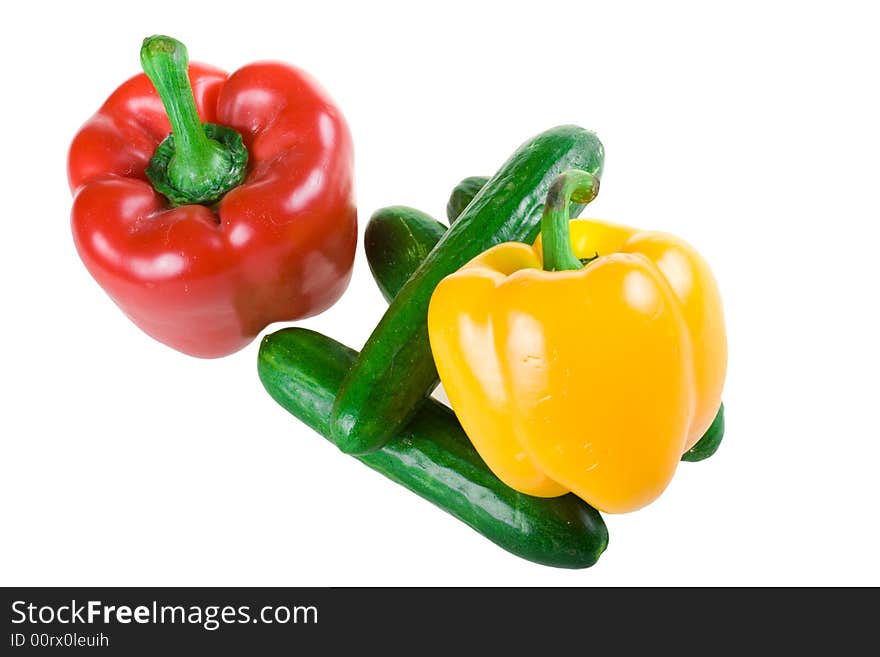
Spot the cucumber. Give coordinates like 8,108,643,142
332,125,605,454
682,404,725,462
364,182,485,302
258,328,608,569
448,175,584,225
446,175,489,223
364,206,447,303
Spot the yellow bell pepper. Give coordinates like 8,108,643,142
427,170,727,514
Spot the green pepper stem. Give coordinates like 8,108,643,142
540,169,600,272
140,35,247,206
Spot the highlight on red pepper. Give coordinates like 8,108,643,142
428,169,728,514
68,36,356,358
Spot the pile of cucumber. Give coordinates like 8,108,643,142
257,125,724,568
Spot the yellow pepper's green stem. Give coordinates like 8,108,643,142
540,169,599,271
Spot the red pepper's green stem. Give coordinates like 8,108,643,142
540,169,599,272
140,35,247,206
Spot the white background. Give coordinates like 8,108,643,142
1,0,878,586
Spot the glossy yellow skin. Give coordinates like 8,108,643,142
428,219,727,514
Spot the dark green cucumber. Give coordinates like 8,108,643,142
332,125,605,454
258,328,608,569
446,175,489,223
682,404,725,462
447,175,583,225
365,184,485,302
364,206,448,303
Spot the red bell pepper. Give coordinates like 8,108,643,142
68,36,356,357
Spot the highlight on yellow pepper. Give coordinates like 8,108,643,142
427,170,727,514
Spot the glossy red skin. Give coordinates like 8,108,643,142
68,62,356,357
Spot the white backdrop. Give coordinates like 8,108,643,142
1,0,877,585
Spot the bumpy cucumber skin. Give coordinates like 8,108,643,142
332,125,605,455
258,328,608,569
446,176,489,224
682,404,725,462
364,207,448,303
